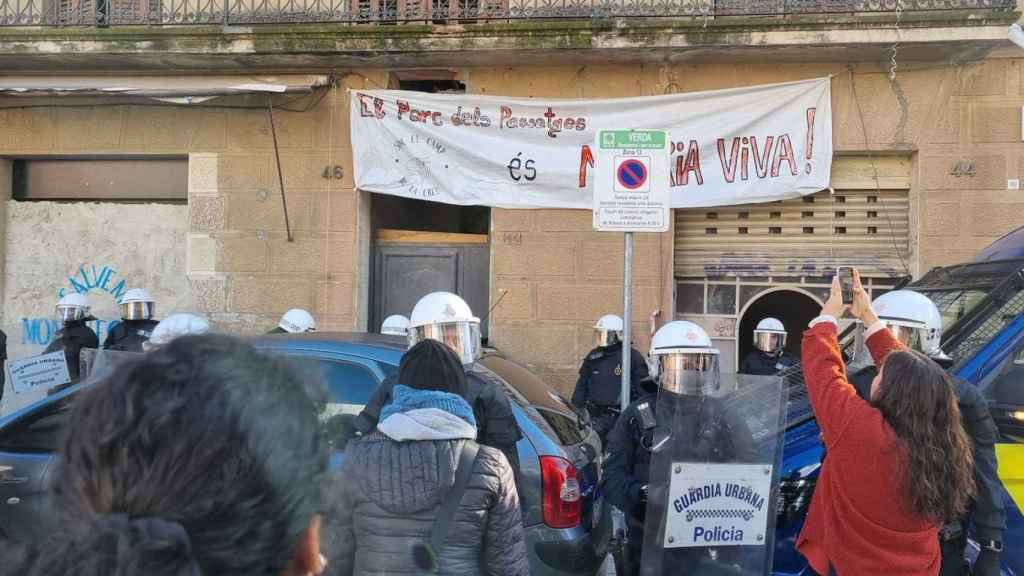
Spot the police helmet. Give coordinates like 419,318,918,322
650,321,720,396
872,290,946,360
408,292,481,365
145,313,210,351
121,288,155,321
381,314,410,337
57,292,91,323
279,309,316,333
594,314,624,348
753,317,787,354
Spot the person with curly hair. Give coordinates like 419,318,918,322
797,270,976,576
2,334,328,576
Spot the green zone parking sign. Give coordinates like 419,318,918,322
593,129,670,233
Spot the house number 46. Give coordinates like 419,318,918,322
322,165,345,180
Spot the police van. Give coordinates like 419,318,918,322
774,226,1024,575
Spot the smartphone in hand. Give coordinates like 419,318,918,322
837,266,854,305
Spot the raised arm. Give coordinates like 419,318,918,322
802,273,874,448
802,322,865,448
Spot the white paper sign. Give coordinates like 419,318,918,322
351,78,832,209
593,129,670,232
7,351,71,394
663,463,773,548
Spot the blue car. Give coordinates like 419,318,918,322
0,332,610,576
774,227,1024,575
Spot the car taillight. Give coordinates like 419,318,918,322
540,456,581,529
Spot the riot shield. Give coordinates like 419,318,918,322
79,348,143,383
640,372,787,576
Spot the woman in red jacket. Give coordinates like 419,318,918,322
797,269,975,576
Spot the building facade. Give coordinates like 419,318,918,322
0,1,1022,393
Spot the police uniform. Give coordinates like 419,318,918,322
572,342,650,443
602,392,758,576
44,321,99,382
102,319,159,352
739,350,797,377
849,365,1005,574
355,367,523,473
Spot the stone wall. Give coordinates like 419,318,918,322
0,74,384,347
1,61,1023,393
473,59,1024,393
2,201,189,358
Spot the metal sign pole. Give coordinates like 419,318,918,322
621,231,633,412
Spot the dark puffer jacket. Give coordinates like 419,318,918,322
325,432,530,576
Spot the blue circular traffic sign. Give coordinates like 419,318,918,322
617,159,648,190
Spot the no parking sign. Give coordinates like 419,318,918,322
594,129,670,232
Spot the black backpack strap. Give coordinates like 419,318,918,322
419,440,479,572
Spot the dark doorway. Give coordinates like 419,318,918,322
738,290,821,366
369,195,491,339
372,196,488,235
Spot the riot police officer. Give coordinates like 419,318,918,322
356,292,522,472
44,293,99,381
380,314,410,337
268,308,316,334
103,288,159,352
739,317,796,376
848,290,1004,575
572,314,650,443
603,321,758,576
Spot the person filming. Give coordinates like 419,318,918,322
797,269,975,576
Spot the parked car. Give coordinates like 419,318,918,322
0,332,608,576
773,226,1024,575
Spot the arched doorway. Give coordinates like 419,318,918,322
737,289,822,367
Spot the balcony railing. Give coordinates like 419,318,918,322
0,0,1014,26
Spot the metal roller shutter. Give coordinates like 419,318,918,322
674,156,912,279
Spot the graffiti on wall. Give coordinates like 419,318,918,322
20,264,131,347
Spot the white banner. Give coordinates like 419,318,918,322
350,78,832,209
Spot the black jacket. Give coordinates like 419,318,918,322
849,365,1005,543
602,392,758,525
354,367,522,473
102,319,159,352
602,391,760,575
572,342,650,409
44,321,98,382
325,434,529,576
739,350,797,377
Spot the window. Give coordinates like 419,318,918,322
535,408,584,446
13,157,187,201
708,284,737,315
306,359,380,414
676,283,704,315
0,398,72,453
